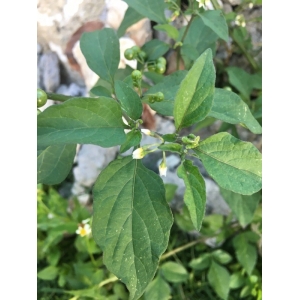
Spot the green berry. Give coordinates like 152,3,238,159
138,51,147,61
157,57,167,65
131,45,141,55
147,63,156,72
155,63,166,74
131,70,142,81
155,92,164,102
37,88,47,108
124,48,134,60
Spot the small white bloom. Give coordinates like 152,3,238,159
141,129,151,136
132,148,145,159
47,213,54,219
196,0,210,8
76,223,91,237
159,164,167,177
82,218,90,224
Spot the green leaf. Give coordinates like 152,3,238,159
233,234,257,276
174,49,215,130
37,144,76,185
37,97,126,148
123,0,167,24
117,7,144,38
226,67,255,99
212,249,232,265
229,272,245,289
174,205,195,232
198,10,228,41
142,39,170,61
193,132,262,195
184,16,219,56
180,44,200,70
154,24,179,40
115,65,135,81
177,160,206,231
207,261,230,300
90,85,112,98
144,275,171,300
220,188,261,227
37,266,59,280
160,262,189,283
209,88,262,134
80,28,120,85
164,183,177,203
189,253,212,271
144,70,187,116
115,80,143,120
92,156,173,300
143,71,164,84
120,130,142,153
240,285,251,298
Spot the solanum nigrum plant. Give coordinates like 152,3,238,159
37,0,262,299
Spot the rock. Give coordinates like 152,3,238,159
38,51,60,92
56,83,86,97
37,43,43,55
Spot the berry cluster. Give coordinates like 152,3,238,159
147,57,167,75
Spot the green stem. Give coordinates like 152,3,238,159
46,92,75,102
176,14,195,70
98,276,118,287
85,236,97,267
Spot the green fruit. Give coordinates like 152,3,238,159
138,51,147,61
155,63,166,74
131,45,141,54
147,63,156,72
124,48,134,60
131,70,142,81
157,57,167,65
155,92,164,102
37,88,47,108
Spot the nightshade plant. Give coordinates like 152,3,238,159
37,0,262,299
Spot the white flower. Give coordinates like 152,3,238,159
141,129,151,136
159,152,167,177
82,218,90,224
159,164,167,177
132,148,145,159
196,0,210,8
76,223,91,237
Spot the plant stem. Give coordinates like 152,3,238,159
46,92,75,102
85,236,97,267
98,276,118,287
176,14,195,70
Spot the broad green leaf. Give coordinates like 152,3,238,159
37,266,59,280
143,71,164,84
144,70,187,116
90,85,112,98
184,16,219,56
37,144,76,185
114,65,135,81
164,183,177,203
198,10,228,41
80,28,120,85
174,205,195,232
120,130,142,153
226,67,254,99
193,132,262,195
115,80,143,120
37,97,126,148
233,234,257,276
180,44,200,70
144,275,171,300
160,262,189,283
209,88,262,134
189,253,211,271
92,156,173,300
92,77,113,94
154,24,179,40
207,261,230,300
124,0,167,24
117,7,144,38
142,39,170,61
212,249,232,265
229,272,245,289
174,49,215,130
240,285,251,298
177,160,206,231
220,188,261,227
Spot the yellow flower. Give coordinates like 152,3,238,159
76,223,91,237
